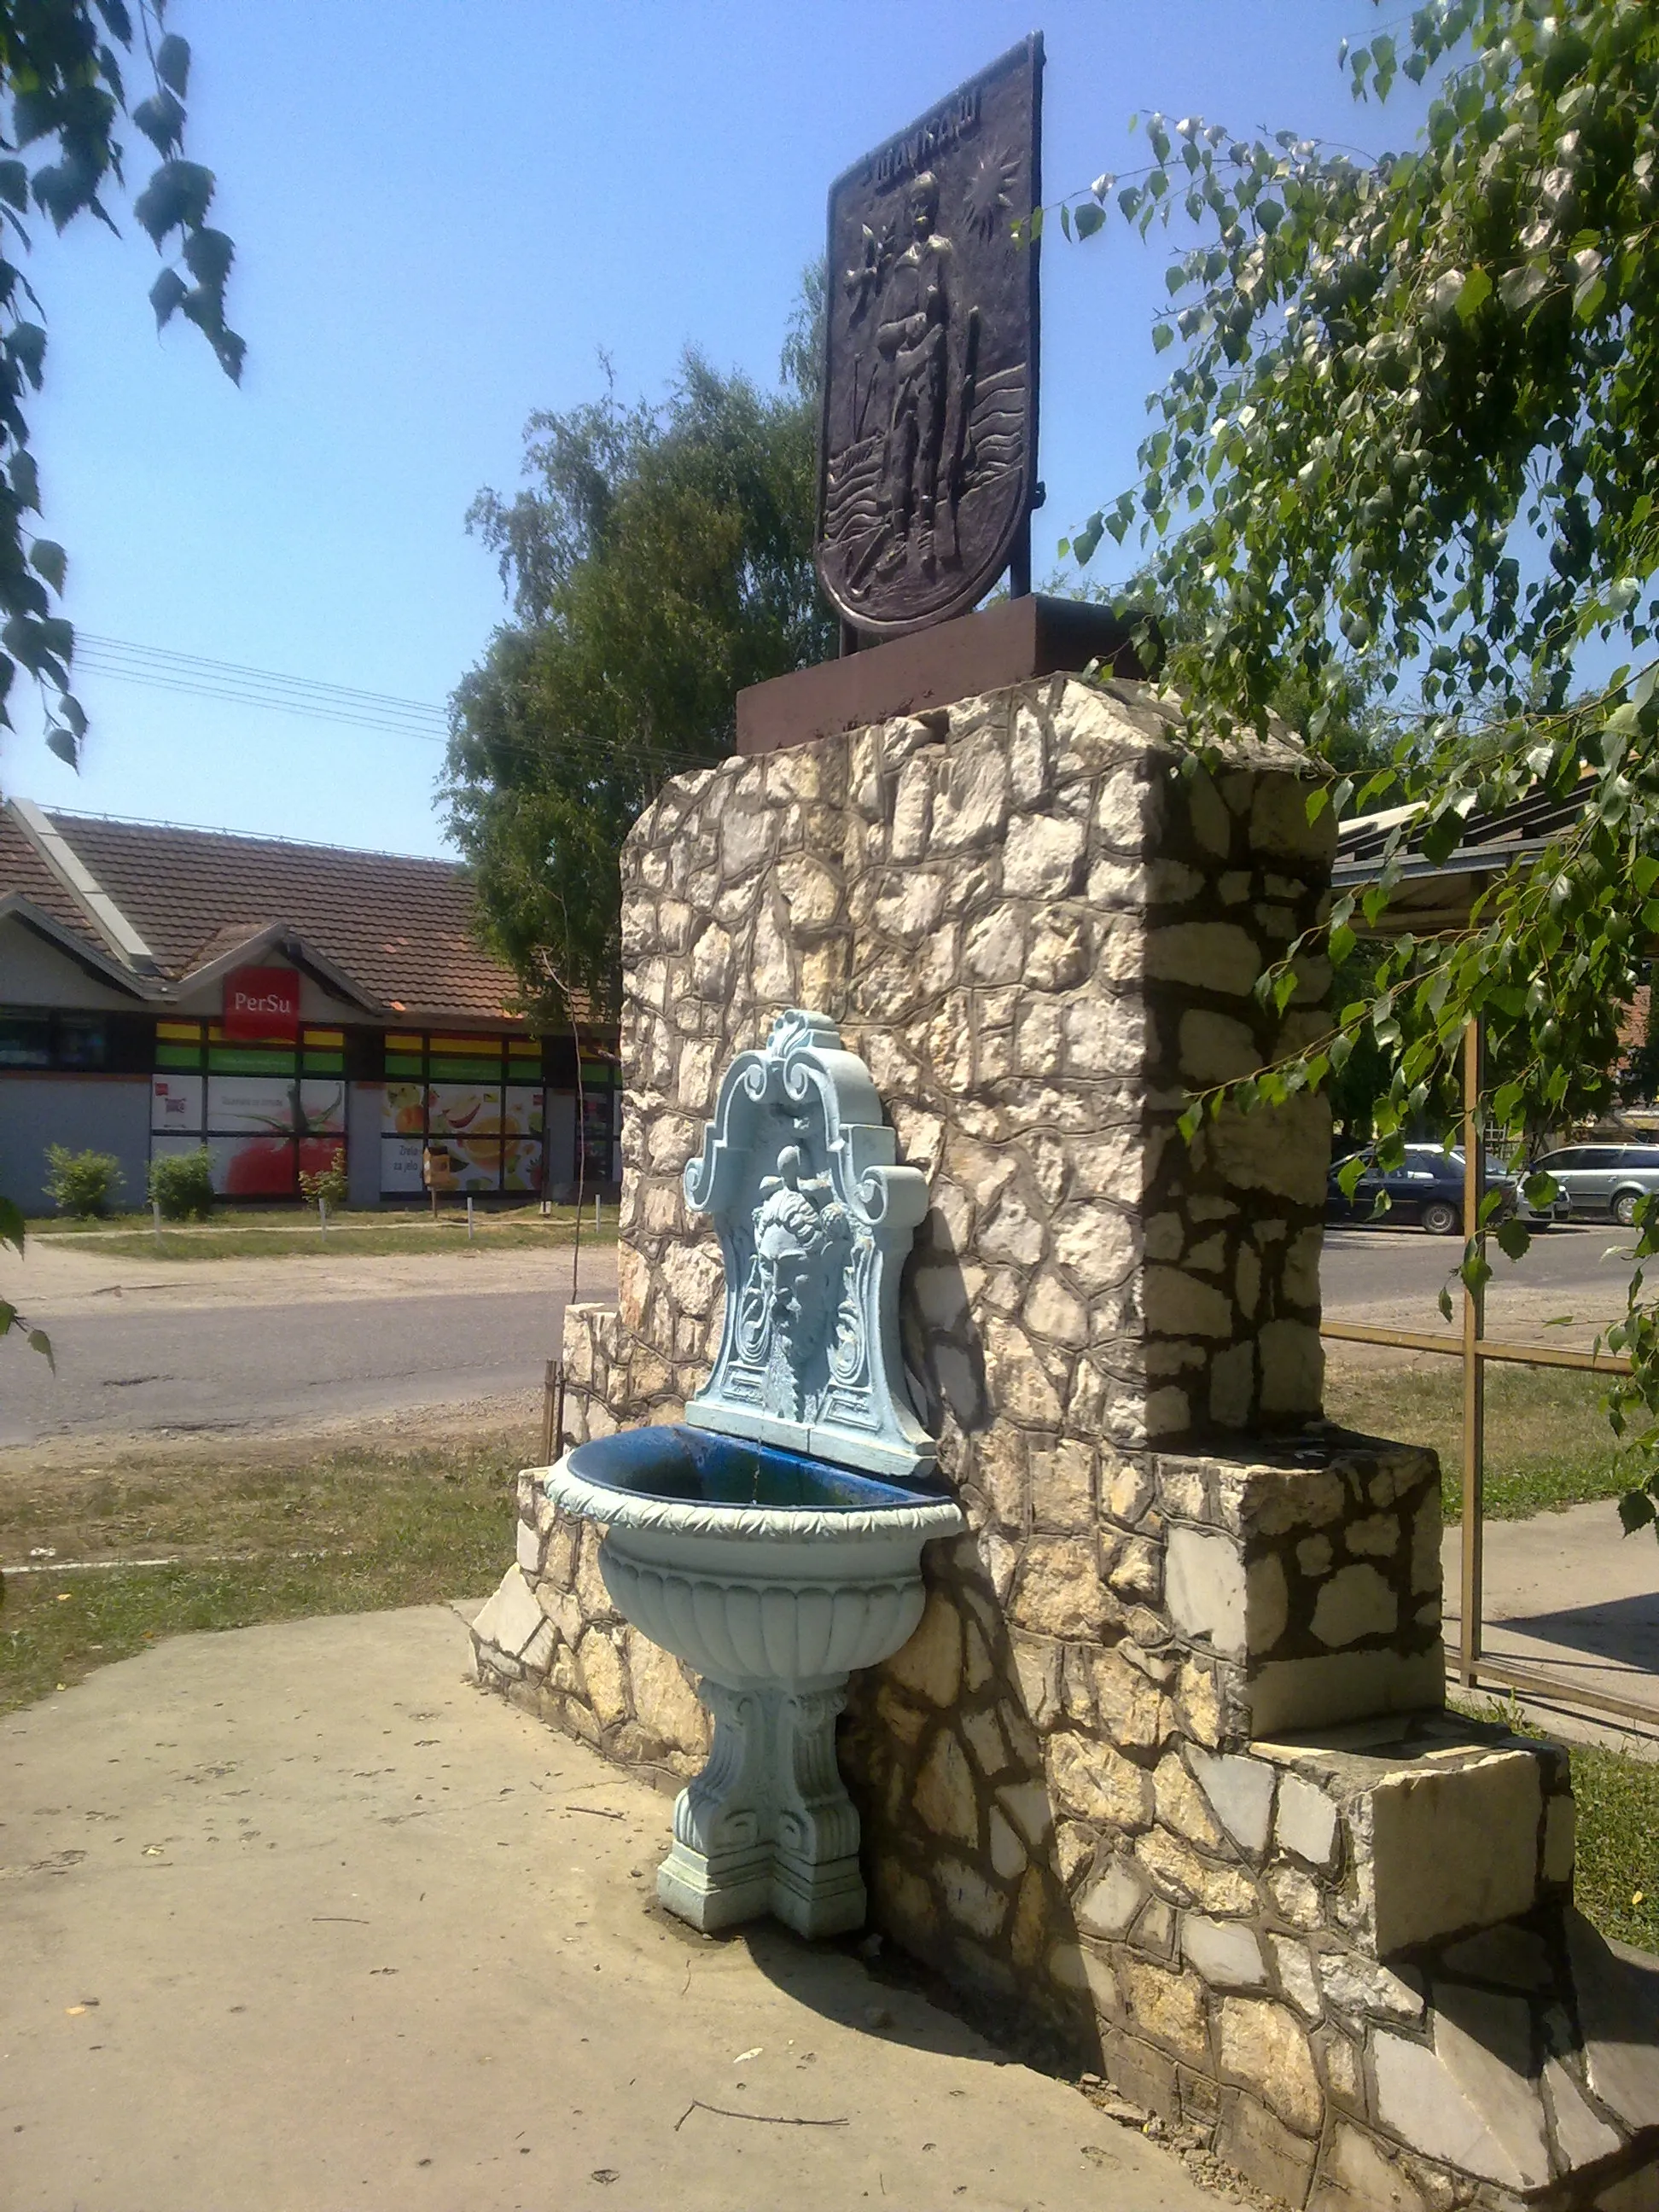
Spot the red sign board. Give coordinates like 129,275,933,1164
223,965,300,1042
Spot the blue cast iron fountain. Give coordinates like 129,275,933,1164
544,1009,963,1938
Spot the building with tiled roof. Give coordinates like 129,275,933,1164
0,800,617,1214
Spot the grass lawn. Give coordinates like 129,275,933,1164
1324,1359,1643,1522
0,1419,532,1714
24,1202,619,1262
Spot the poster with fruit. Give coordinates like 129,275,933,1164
503,1086,544,1137
209,1133,297,1196
380,1137,423,1194
427,1084,502,1139
426,1138,502,1192
298,1080,346,1136
207,1075,299,1135
504,1139,543,1193
381,1081,424,1138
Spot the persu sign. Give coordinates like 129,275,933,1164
223,966,300,1042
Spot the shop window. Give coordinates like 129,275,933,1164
378,1031,550,1197
0,1008,114,1069
0,1012,52,1068
148,1021,347,1201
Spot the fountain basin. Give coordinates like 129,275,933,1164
546,1423,963,1936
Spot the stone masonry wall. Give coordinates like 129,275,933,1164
473,676,1658,2209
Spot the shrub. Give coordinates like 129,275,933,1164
44,1145,123,1219
298,1147,348,1213
148,1147,215,1222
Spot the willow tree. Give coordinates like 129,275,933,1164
1061,0,1659,1528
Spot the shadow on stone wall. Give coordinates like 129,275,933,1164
840,1542,1101,2070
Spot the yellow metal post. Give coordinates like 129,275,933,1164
1459,1019,1486,1686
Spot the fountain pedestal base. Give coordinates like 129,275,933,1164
656,1679,868,1940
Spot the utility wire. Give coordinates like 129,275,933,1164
71,632,718,777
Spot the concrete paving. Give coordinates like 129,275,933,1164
0,1606,1214,2212
1441,1502,1659,1752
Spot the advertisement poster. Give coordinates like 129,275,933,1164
381,1081,424,1138
297,1135,345,1179
503,1139,543,1193
426,1138,502,1192
380,1137,424,1194
207,1074,299,1135
297,1079,346,1136
151,1074,203,1135
503,1086,544,1137
427,1083,502,1139
208,1133,297,1196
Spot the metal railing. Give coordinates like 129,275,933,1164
1321,1022,1657,1731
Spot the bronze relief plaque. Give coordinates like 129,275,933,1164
817,36,1043,638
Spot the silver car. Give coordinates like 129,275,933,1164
1528,1144,1659,1226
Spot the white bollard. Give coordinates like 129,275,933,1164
153,1200,163,1241
467,1195,475,1242
319,1196,328,1237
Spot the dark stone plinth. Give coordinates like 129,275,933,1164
735,595,1155,758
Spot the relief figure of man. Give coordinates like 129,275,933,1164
875,170,954,570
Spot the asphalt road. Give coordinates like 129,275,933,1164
0,1247,617,1449
0,1224,1635,1448
1321,1220,1639,1343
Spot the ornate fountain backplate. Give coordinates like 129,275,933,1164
683,1009,936,1481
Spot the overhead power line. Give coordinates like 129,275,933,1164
76,632,449,737
70,632,715,777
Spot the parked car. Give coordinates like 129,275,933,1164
1326,1144,1519,1236
1526,1144,1659,1226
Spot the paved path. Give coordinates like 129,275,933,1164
0,1608,1211,2212
0,1244,616,1447
1441,1505,1659,1750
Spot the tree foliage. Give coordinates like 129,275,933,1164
1062,0,1659,1527
443,346,834,1022
0,0,242,765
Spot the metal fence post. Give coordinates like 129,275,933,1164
1459,1018,1486,1686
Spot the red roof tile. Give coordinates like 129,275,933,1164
1,806,576,1028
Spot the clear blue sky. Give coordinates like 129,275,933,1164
4,2,1429,858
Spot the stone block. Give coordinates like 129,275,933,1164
915,1728,980,1846
1364,1751,1541,1953
884,1587,962,1706
1078,1857,1147,1940
1190,1747,1276,1857
1564,1908,1659,2134
1371,1987,1551,2191
1183,1915,1269,1990
1121,1956,1211,2065
1049,1732,1153,1831
1217,1996,1322,2134
1166,1526,1247,1658
1275,1773,1341,1870
1309,2123,1429,2212
1311,1563,1399,1647
469,1566,547,1662
577,1628,629,1729
1216,2090,1318,2207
